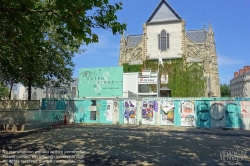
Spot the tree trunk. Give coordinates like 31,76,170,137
28,81,32,100
8,82,13,100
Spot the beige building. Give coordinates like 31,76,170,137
119,0,220,97
230,66,250,97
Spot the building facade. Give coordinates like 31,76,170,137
230,66,250,97
119,0,220,97
9,78,79,101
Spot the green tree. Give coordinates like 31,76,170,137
0,83,9,100
0,0,126,100
220,83,231,97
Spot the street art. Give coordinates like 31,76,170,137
40,98,250,130
161,100,174,125
196,100,242,129
180,101,195,126
124,100,136,124
239,101,250,130
240,101,250,118
142,100,158,125
209,102,226,128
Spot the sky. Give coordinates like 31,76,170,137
73,0,250,85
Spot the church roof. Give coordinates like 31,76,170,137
126,35,143,48
160,86,171,91
147,0,182,23
186,30,207,43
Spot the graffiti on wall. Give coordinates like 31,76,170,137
196,100,242,128
124,100,136,124
40,98,250,130
161,100,175,125
180,101,195,126
240,101,250,118
142,100,158,125
238,101,250,130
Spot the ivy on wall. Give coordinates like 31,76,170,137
122,59,205,97
123,63,143,72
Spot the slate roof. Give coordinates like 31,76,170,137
186,30,207,43
147,0,182,23
126,35,143,48
71,78,78,86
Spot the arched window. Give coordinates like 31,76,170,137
158,30,169,51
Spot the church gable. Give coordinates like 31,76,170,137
147,0,181,23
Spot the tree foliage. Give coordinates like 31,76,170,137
0,83,9,100
0,0,126,100
220,83,231,97
123,59,205,97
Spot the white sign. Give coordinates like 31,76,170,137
138,78,157,83
161,74,168,84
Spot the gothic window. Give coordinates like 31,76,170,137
158,30,169,51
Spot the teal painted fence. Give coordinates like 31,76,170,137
41,97,250,130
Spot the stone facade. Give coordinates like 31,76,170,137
118,0,220,97
230,66,250,97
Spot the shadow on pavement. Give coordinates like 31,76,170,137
0,125,250,166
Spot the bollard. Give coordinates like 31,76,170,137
64,114,67,125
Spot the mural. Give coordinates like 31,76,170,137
142,100,158,125
124,100,136,124
161,100,175,125
196,100,242,129
196,101,210,128
180,101,195,126
39,98,250,130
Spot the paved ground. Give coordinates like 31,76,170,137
1,124,250,166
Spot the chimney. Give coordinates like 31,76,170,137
239,69,244,75
244,66,248,73
234,72,238,77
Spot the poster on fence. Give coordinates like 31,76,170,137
124,100,136,124
161,100,175,125
180,101,195,126
141,100,158,125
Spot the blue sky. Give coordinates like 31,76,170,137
73,0,250,85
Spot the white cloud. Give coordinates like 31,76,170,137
218,55,244,66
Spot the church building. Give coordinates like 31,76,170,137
119,0,220,97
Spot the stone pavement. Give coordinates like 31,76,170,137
0,124,250,166
74,124,250,136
